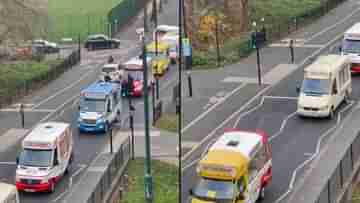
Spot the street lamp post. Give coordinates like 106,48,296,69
153,0,160,101
178,0,183,202
129,101,135,160
253,21,262,86
142,34,153,202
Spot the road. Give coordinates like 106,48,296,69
180,1,360,203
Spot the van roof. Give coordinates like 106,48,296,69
209,131,262,158
23,122,69,148
305,55,349,75
345,23,360,36
0,182,16,201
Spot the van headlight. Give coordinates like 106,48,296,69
319,105,329,111
40,177,49,184
97,117,106,124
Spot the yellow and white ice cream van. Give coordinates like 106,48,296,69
16,122,73,193
189,129,272,203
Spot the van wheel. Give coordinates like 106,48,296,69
48,180,55,193
344,92,350,104
328,107,335,119
258,187,265,201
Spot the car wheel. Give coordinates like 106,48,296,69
48,180,55,193
328,107,335,119
258,187,265,201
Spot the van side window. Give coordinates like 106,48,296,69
332,79,338,94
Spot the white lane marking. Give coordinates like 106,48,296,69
31,68,96,110
303,7,360,43
233,96,266,127
181,30,348,172
0,109,55,113
181,82,248,133
0,162,16,165
269,112,297,141
263,96,298,100
181,86,272,166
274,101,355,203
269,44,324,48
69,164,87,188
52,191,68,202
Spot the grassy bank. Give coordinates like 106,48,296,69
192,0,330,69
0,60,62,102
353,183,360,203
154,113,178,133
48,0,121,41
121,159,178,203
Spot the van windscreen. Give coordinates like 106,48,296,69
19,149,53,167
302,78,330,95
343,39,360,53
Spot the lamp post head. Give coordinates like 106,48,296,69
252,21,257,27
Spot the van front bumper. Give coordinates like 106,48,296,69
297,108,329,117
16,181,50,192
78,122,105,132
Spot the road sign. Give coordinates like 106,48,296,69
182,38,191,56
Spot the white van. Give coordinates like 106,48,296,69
16,122,74,193
0,182,19,203
341,23,360,73
297,55,352,118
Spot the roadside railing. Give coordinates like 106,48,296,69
0,49,80,108
284,106,360,203
62,135,131,203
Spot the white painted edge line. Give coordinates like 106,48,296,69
52,191,68,202
31,68,95,110
269,112,297,142
181,86,272,169
274,101,355,203
181,82,248,133
263,96,298,100
303,7,360,43
0,109,55,113
181,23,347,171
0,162,16,165
233,96,265,127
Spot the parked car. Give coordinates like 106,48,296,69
84,34,120,51
32,39,59,54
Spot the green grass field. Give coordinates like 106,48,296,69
48,0,122,41
121,159,178,203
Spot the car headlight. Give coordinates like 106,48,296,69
97,117,106,124
319,105,329,111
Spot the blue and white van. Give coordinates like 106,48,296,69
78,82,122,133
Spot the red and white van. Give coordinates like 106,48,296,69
15,122,73,193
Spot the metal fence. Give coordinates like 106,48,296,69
315,133,360,203
0,49,80,108
87,136,131,203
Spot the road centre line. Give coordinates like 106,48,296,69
263,96,298,100
269,112,297,142
182,22,348,170
274,101,355,203
303,7,360,43
181,83,248,133
31,67,97,110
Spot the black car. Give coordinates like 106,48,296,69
84,34,120,51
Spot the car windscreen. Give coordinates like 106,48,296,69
192,178,234,201
102,67,116,73
302,78,330,95
128,70,143,80
80,98,106,112
19,149,53,167
343,39,360,53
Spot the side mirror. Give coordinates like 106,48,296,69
189,189,193,196
78,105,80,110
296,85,300,93
54,159,59,166
16,156,19,165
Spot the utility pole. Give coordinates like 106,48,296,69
129,97,135,160
178,0,183,202
290,39,295,64
215,18,221,67
256,44,262,86
142,34,153,203
154,0,160,100
144,3,148,33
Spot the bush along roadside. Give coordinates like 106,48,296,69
0,50,80,108
192,0,346,70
